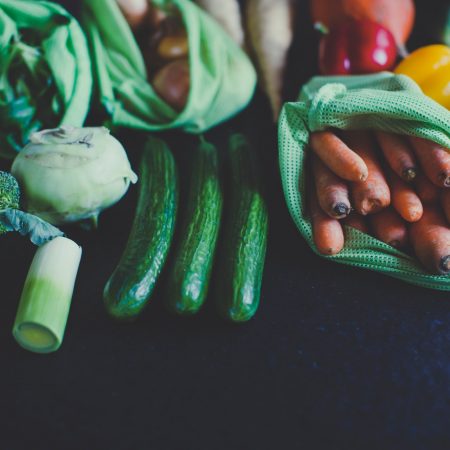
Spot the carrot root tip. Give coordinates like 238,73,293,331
333,203,351,218
402,168,417,182
439,173,450,187
439,255,450,274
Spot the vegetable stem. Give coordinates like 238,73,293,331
13,237,82,353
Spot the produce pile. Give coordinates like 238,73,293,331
307,130,450,275
81,0,256,132
278,0,450,290
0,0,448,354
0,0,272,354
306,0,450,274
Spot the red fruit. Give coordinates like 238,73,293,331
310,0,415,46
319,19,397,75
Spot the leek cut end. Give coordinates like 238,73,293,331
13,322,59,354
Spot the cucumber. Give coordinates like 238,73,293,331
214,133,268,322
103,136,178,319
166,139,223,314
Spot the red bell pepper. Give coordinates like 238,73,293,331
318,18,397,75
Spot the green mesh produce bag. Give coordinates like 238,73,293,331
278,72,450,290
0,0,92,158
81,0,256,134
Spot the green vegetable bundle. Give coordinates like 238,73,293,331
81,0,257,134
278,72,450,290
0,0,92,159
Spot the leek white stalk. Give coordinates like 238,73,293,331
13,237,82,353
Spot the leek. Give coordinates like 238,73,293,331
13,236,82,353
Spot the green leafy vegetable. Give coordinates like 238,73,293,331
0,170,20,233
0,170,20,210
0,170,63,245
0,30,62,158
0,209,63,246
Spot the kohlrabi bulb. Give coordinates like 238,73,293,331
11,126,138,225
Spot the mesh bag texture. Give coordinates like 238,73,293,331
278,72,450,290
81,0,256,134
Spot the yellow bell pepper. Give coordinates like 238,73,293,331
394,44,450,109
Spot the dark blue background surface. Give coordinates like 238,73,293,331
2,1,450,449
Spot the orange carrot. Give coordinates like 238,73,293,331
409,136,450,187
309,131,368,182
308,178,344,255
342,131,391,215
370,207,409,249
375,131,418,181
312,154,351,219
441,189,450,224
414,172,440,204
387,168,423,222
410,205,450,274
342,212,370,234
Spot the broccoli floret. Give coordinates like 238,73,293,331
0,170,62,243
0,171,20,234
0,171,20,210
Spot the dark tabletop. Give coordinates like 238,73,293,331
2,1,450,449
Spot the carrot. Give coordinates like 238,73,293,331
409,136,450,187
410,205,450,274
309,131,368,182
375,131,418,181
387,168,423,222
414,172,440,204
342,131,391,215
342,212,370,234
246,0,294,121
308,177,344,255
116,0,149,30
370,207,409,249
441,189,450,225
312,154,351,219
194,0,244,46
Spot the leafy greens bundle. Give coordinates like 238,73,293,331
0,0,92,159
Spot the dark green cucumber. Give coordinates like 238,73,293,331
215,133,268,322
103,136,178,319
166,139,223,314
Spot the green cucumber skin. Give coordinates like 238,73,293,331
216,134,268,322
166,140,223,314
103,137,178,319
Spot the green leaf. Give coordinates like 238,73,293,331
0,209,64,246
0,30,62,156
